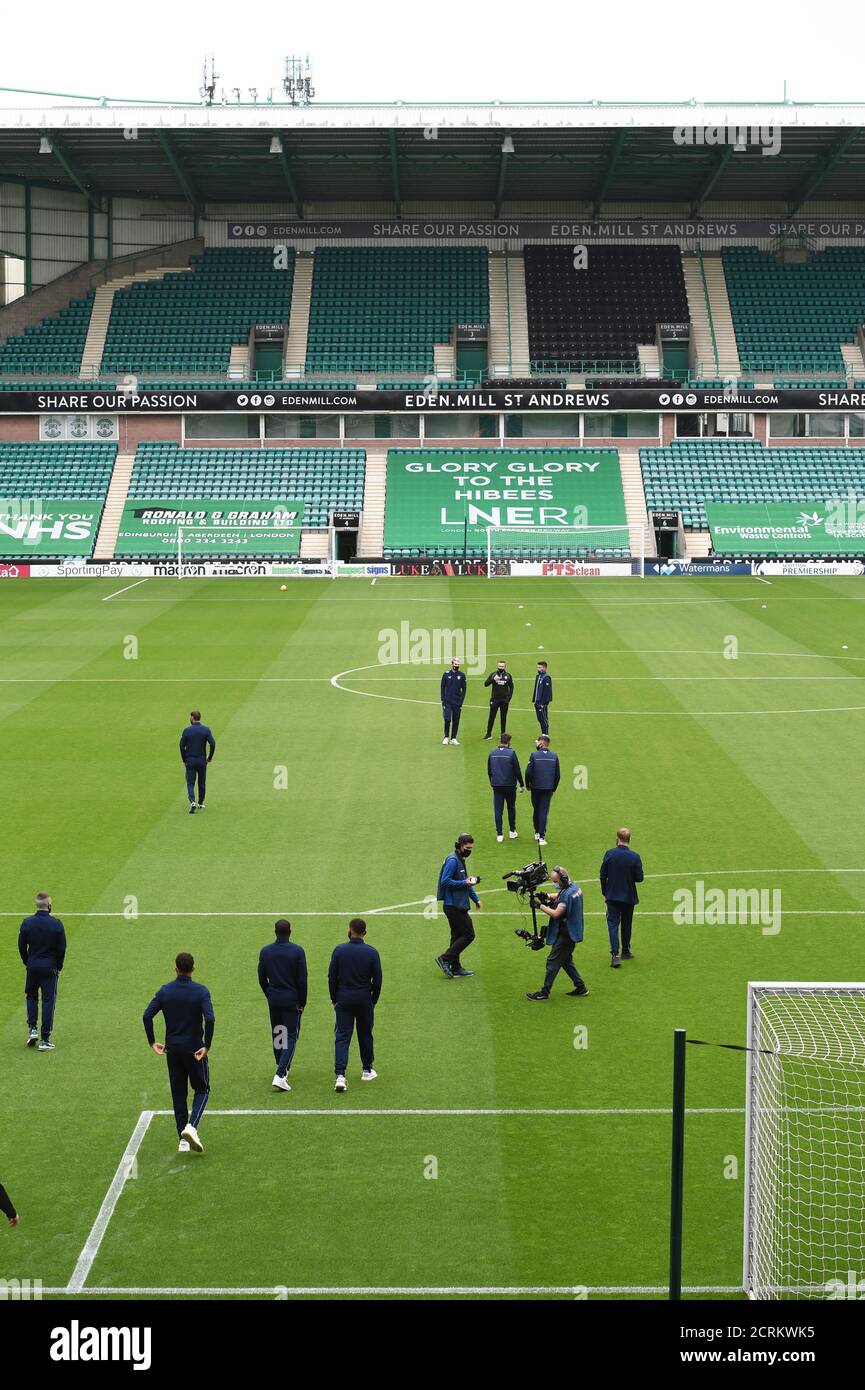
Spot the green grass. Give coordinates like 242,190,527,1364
2,573,865,1300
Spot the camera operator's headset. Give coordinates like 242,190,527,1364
553,866,570,888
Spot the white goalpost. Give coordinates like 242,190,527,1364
744,982,865,1300
485,523,644,576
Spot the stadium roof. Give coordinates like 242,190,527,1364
1,101,864,211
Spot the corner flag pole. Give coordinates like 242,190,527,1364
669,1027,687,1299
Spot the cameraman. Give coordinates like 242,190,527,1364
525,867,589,1001
435,833,482,979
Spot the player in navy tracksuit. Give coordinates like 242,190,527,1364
440,659,467,745
179,710,216,814
143,952,214,1153
258,920,307,1091
487,732,524,840
532,661,553,736
328,919,382,1091
0,1183,18,1226
18,893,66,1051
600,827,645,967
525,736,561,845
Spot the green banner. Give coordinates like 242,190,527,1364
116,499,305,555
706,501,865,554
0,498,102,555
383,448,626,551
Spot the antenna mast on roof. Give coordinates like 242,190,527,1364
200,54,219,105
283,56,314,106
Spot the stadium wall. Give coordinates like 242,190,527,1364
0,415,37,440
0,183,197,292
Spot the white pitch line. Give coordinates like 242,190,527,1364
39,1284,743,1296
101,578,150,601
755,577,772,586
0,908,862,920
158,1106,743,1117
2,865,864,918
330,655,865,717
66,1110,153,1294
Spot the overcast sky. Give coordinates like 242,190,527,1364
1,1,864,106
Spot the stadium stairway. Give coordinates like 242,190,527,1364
434,341,456,377
228,343,250,377
284,253,314,375
841,342,865,376
637,343,662,377
357,449,387,556
685,530,712,558
682,253,740,376
92,452,136,560
488,252,531,373
79,268,191,378
619,449,654,557
300,528,330,560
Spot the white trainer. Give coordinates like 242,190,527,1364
509,830,518,839
335,1075,347,1092
272,1074,291,1092
496,834,504,842
361,1069,378,1081
178,1139,191,1153
442,737,450,745
180,1124,203,1153
450,738,459,745
538,837,547,847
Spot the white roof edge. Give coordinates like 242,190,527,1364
1,102,865,131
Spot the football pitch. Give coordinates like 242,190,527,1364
2,573,865,1301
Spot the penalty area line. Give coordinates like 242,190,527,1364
66,1110,154,1294
101,578,150,601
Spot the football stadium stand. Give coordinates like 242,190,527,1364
0,440,116,557
382,446,629,558
0,294,96,375
523,245,689,373
304,247,489,376
100,248,296,376
0,439,116,497
722,247,865,375
640,438,865,529
113,443,366,557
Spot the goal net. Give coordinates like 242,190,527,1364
744,983,865,1299
485,524,644,575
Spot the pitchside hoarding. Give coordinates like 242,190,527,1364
706,502,865,555
383,447,627,552
0,499,102,556
115,500,305,555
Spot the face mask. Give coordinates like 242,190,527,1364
462,847,472,858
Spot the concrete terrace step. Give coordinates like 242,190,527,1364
92,452,136,560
